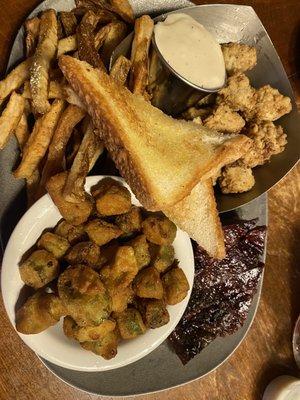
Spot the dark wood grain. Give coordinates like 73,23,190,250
0,1,299,399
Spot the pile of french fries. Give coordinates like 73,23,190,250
0,0,154,208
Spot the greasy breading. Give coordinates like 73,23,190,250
0,92,25,149
244,85,292,121
219,163,255,193
100,21,128,65
0,59,31,106
57,35,77,57
216,73,255,113
63,119,104,202
46,171,93,225
60,11,78,36
39,104,86,193
129,15,154,97
30,9,58,114
221,42,257,75
77,11,106,70
25,17,40,57
14,100,65,179
203,104,245,134
241,121,287,167
110,55,131,86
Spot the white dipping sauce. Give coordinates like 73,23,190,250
154,13,226,90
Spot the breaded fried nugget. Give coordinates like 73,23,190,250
216,73,255,113
203,104,245,134
244,85,292,121
219,163,255,193
221,42,257,75
241,121,287,167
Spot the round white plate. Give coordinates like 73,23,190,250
1,175,194,372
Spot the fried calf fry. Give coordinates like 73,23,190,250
110,55,131,86
14,99,65,179
129,15,154,97
30,9,58,114
46,172,93,226
0,92,25,149
0,59,31,107
25,17,40,57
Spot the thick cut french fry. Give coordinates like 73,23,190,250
26,169,40,207
100,21,128,65
77,11,106,71
30,9,58,114
129,15,154,97
63,85,86,109
94,24,111,50
25,17,40,57
57,35,77,57
66,127,82,168
110,55,131,86
60,11,78,36
14,100,31,150
39,104,86,193
109,0,134,24
14,99,65,179
23,80,64,100
63,118,103,202
0,92,25,149
0,59,31,106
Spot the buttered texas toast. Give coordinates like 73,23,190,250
59,56,251,210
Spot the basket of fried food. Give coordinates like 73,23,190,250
16,177,189,360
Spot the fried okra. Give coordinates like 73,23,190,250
150,244,175,273
91,177,131,216
128,234,150,270
85,219,122,246
219,163,255,193
162,267,189,305
63,316,116,342
115,206,142,234
109,285,134,313
19,250,59,289
203,104,245,134
115,308,146,339
133,266,164,299
37,232,70,259
81,330,119,359
136,299,170,329
221,42,257,75
16,291,65,334
55,220,86,244
65,241,101,268
58,265,111,326
142,215,176,245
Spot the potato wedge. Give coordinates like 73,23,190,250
0,92,25,149
110,55,131,86
14,99,65,179
30,9,58,114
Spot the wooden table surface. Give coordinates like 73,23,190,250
0,1,299,399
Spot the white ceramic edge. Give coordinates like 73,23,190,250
1,176,194,372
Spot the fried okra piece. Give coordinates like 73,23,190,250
81,330,119,359
99,246,138,288
58,265,111,326
85,219,122,246
162,267,190,305
109,285,134,313
65,241,101,268
133,266,164,299
19,250,59,289
241,121,287,168
135,299,170,329
128,234,150,270
16,291,65,334
150,244,175,273
37,232,70,259
203,104,245,134
142,215,176,245
63,316,116,342
219,163,255,193
221,42,257,75
55,220,86,244
115,308,146,339
91,177,131,216
115,206,142,234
